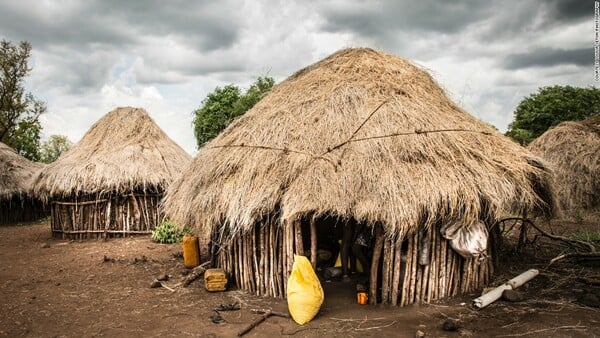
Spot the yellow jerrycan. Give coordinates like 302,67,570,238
182,235,200,268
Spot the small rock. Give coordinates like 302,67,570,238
132,255,148,264
579,292,600,308
502,289,524,302
103,255,115,263
458,328,473,337
55,282,61,286
40,243,50,249
157,274,169,281
442,318,460,332
415,329,425,337
150,280,162,288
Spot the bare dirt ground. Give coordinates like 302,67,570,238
0,219,598,338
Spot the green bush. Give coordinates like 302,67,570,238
151,220,191,244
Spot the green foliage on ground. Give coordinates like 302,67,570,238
0,40,46,160
192,76,275,148
506,85,600,145
151,220,191,244
572,231,600,251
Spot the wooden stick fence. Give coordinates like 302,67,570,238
0,197,47,225
213,219,493,305
50,192,162,239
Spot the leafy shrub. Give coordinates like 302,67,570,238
151,220,191,244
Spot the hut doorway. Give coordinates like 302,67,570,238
298,215,375,302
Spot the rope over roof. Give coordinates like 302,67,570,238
163,48,557,238
0,142,44,200
528,115,600,211
31,107,192,198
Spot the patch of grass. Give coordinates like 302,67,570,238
151,219,192,244
572,231,600,251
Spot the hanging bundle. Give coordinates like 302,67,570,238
440,221,489,259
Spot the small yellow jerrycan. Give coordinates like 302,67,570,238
182,235,200,268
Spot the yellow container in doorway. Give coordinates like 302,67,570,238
287,255,324,325
182,235,200,268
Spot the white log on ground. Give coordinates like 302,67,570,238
473,269,539,309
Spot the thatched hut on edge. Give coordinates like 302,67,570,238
0,142,46,224
528,116,600,214
31,107,191,239
163,48,556,305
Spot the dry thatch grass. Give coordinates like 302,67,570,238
0,142,44,200
528,115,600,213
31,107,191,198
163,48,556,238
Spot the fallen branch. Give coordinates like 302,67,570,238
238,309,272,336
159,281,176,292
496,324,586,337
353,321,397,331
473,269,539,309
182,261,212,287
496,218,597,265
548,252,600,266
526,220,596,253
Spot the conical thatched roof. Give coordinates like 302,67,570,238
528,115,600,212
163,48,556,237
32,107,191,197
0,142,44,200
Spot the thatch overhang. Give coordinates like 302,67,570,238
163,48,556,238
528,115,600,212
0,142,44,201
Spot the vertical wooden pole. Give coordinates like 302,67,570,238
409,232,418,304
400,235,413,306
294,219,303,256
258,225,265,295
369,225,384,305
391,236,402,306
381,238,391,304
310,217,317,270
274,222,283,298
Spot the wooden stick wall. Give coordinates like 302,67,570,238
0,197,47,225
50,193,162,239
214,219,493,305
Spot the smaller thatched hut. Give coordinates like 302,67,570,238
0,142,46,224
528,116,600,214
31,107,191,239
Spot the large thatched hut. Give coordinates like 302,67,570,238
32,107,191,239
528,116,600,214
0,142,46,224
163,48,556,305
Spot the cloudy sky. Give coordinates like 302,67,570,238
0,0,592,154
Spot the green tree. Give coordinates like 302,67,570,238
40,134,72,163
193,76,275,148
0,40,46,160
506,86,600,145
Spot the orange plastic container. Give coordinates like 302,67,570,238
357,292,368,305
182,235,200,268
